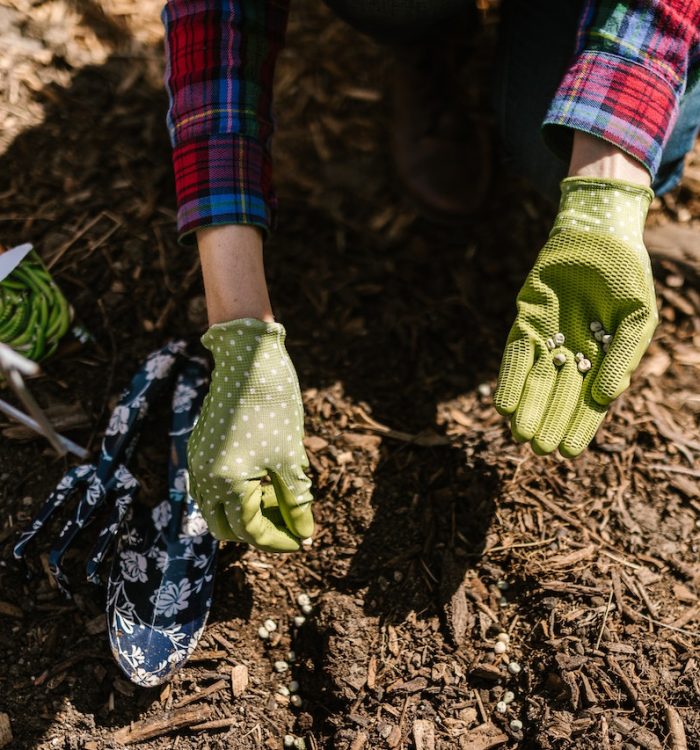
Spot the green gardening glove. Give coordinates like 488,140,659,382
494,177,658,457
187,318,314,552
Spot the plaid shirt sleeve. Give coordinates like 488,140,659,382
543,0,700,178
162,0,290,244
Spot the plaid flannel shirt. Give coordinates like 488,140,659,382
544,0,700,177
163,0,700,243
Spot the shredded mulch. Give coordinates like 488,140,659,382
1,1,699,748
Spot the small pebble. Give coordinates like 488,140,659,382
497,632,510,644
290,694,303,708
553,332,565,346
601,334,612,345
293,615,306,628
297,593,311,607
510,719,523,732
577,358,592,373
496,701,508,714
284,735,295,749
503,690,515,704
258,626,270,640
288,680,300,693
477,382,491,397
494,641,507,654
553,352,567,366
496,580,509,591
508,662,521,675
274,661,289,673
293,739,306,750
264,619,277,633
287,651,296,662
545,337,556,351
590,321,602,332
277,685,290,697
301,537,313,547
499,597,508,608
301,604,313,616
574,352,584,362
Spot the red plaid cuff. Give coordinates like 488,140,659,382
172,134,276,245
543,50,678,177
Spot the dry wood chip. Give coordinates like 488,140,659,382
0,713,12,749
366,656,376,690
230,664,248,698
609,715,662,750
0,601,23,619
304,435,329,452
112,706,213,745
349,731,368,750
469,664,503,682
666,705,688,750
386,676,428,694
458,722,508,750
546,544,597,569
412,719,435,750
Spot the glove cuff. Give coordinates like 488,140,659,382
552,177,653,255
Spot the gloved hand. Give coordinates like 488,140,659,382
494,177,657,457
187,318,314,551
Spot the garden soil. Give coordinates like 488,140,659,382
1,1,700,748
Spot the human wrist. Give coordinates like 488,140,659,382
568,132,651,187
196,224,274,326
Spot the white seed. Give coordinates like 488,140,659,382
258,626,270,640
477,383,491,397
499,596,508,608
574,352,584,362
293,739,306,750
594,329,605,342
503,690,515,704
553,352,567,366
301,537,313,547
277,685,290,696
301,604,313,615
510,719,523,731
577,358,592,373
601,334,612,345
494,641,507,654
590,321,602,332
290,694,303,708
274,660,289,673
293,615,306,628
496,580,509,591
284,735,296,748
287,651,296,662
496,701,508,714
297,593,311,607
497,632,510,644
508,662,521,675
545,337,556,350
264,619,277,633
553,332,565,346
288,680,300,693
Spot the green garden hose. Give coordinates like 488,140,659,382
0,251,73,362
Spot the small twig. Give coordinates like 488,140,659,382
594,587,614,651
605,654,647,718
649,464,700,478
472,688,487,724
112,706,213,745
190,717,237,733
175,678,227,708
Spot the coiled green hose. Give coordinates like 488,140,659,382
0,251,73,362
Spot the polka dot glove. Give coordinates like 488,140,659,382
187,318,314,552
494,177,658,457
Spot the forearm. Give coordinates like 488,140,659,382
197,225,274,325
568,132,651,187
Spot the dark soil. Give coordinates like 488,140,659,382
1,1,700,749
